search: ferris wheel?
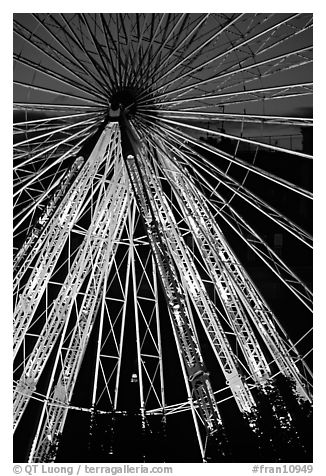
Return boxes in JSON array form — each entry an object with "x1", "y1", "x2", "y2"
[{"x1": 13, "y1": 13, "x2": 313, "y2": 463}]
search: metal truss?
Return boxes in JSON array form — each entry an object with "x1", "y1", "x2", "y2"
[
  {"x1": 14, "y1": 127, "x2": 129, "y2": 431},
  {"x1": 155, "y1": 148, "x2": 311, "y2": 401},
  {"x1": 122, "y1": 137, "x2": 224, "y2": 437}
]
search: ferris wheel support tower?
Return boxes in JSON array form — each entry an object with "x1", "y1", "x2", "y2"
[{"x1": 14, "y1": 110, "x2": 312, "y2": 462}]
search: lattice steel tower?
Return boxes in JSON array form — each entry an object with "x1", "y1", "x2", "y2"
[{"x1": 14, "y1": 13, "x2": 313, "y2": 463}]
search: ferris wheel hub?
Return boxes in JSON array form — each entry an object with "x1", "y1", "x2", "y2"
[{"x1": 110, "y1": 87, "x2": 139, "y2": 115}]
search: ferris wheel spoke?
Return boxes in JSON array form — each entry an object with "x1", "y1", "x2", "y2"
[
  {"x1": 123, "y1": 14, "x2": 151, "y2": 87},
  {"x1": 14, "y1": 116, "x2": 99, "y2": 149},
  {"x1": 13, "y1": 122, "x2": 97, "y2": 179},
  {"x1": 137, "y1": 13, "x2": 174, "y2": 89},
  {"x1": 42, "y1": 13, "x2": 109, "y2": 95},
  {"x1": 99, "y1": 13, "x2": 129, "y2": 89},
  {"x1": 251, "y1": 16, "x2": 312, "y2": 57},
  {"x1": 120, "y1": 16, "x2": 140, "y2": 87},
  {"x1": 14, "y1": 155, "x2": 82, "y2": 207},
  {"x1": 97, "y1": 15, "x2": 121, "y2": 90},
  {"x1": 128, "y1": 13, "x2": 167, "y2": 89},
  {"x1": 159, "y1": 142, "x2": 313, "y2": 312},
  {"x1": 207, "y1": 49, "x2": 312, "y2": 103},
  {"x1": 14, "y1": 172, "x2": 66, "y2": 233},
  {"x1": 154, "y1": 128, "x2": 312, "y2": 246},
  {"x1": 199, "y1": 91, "x2": 312, "y2": 110},
  {"x1": 80, "y1": 13, "x2": 118, "y2": 94},
  {"x1": 143, "y1": 141, "x2": 253, "y2": 336},
  {"x1": 118, "y1": 14, "x2": 137, "y2": 87},
  {"x1": 136, "y1": 14, "x2": 207, "y2": 92},
  {"x1": 150, "y1": 14, "x2": 302, "y2": 97},
  {"x1": 14, "y1": 139, "x2": 56, "y2": 163},
  {"x1": 120, "y1": 13, "x2": 141, "y2": 87},
  {"x1": 221, "y1": 14, "x2": 308, "y2": 68},
  {"x1": 143, "y1": 14, "x2": 242, "y2": 97},
  {"x1": 130, "y1": 14, "x2": 170, "y2": 92},
  {"x1": 149, "y1": 332, "x2": 313, "y2": 414},
  {"x1": 138, "y1": 45, "x2": 312, "y2": 106},
  {"x1": 140, "y1": 82, "x2": 313, "y2": 109},
  {"x1": 153, "y1": 14, "x2": 210, "y2": 85},
  {"x1": 150, "y1": 114, "x2": 313, "y2": 161},
  {"x1": 14, "y1": 149, "x2": 118, "y2": 294},
  {"x1": 32, "y1": 14, "x2": 111, "y2": 96},
  {"x1": 147, "y1": 143, "x2": 310, "y2": 400},
  {"x1": 142, "y1": 68, "x2": 313, "y2": 113},
  {"x1": 137, "y1": 13, "x2": 173, "y2": 84},
  {"x1": 14, "y1": 80, "x2": 107, "y2": 107},
  {"x1": 137, "y1": 14, "x2": 244, "y2": 104},
  {"x1": 135, "y1": 132, "x2": 248, "y2": 335},
  {"x1": 14, "y1": 154, "x2": 69, "y2": 200},
  {"x1": 13, "y1": 170, "x2": 52, "y2": 205},
  {"x1": 141, "y1": 163, "x2": 266, "y2": 405},
  {"x1": 148, "y1": 14, "x2": 190, "y2": 81},
  {"x1": 14, "y1": 111, "x2": 102, "y2": 132},
  {"x1": 148, "y1": 119, "x2": 311, "y2": 206},
  {"x1": 253, "y1": 22, "x2": 313, "y2": 57},
  {"x1": 115, "y1": 15, "x2": 125, "y2": 88},
  {"x1": 14, "y1": 103, "x2": 104, "y2": 114},
  {"x1": 14, "y1": 19, "x2": 109, "y2": 100},
  {"x1": 144, "y1": 14, "x2": 209, "y2": 88},
  {"x1": 12, "y1": 139, "x2": 94, "y2": 221},
  {"x1": 14, "y1": 53, "x2": 108, "y2": 103},
  {"x1": 59, "y1": 13, "x2": 110, "y2": 85},
  {"x1": 221, "y1": 13, "x2": 273, "y2": 42},
  {"x1": 142, "y1": 122, "x2": 312, "y2": 249},
  {"x1": 188, "y1": 155, "x2": 312, "y2": 248},
  {"x1": 58, "y1": 14, "x2": 113, "y2": 95},
  {"x1": 210, "y1": 198, "x2": 313, "y2": 311},
  {"x1": 14, "y1": 142, "x2": 75, "y2": 174},
  {"x1": 142, "y1": 109, "x2": 312, "y2": 127},
  {"x1": 140, "y1": 117, "x2": 312, "y2": 200},
  {"x1": 130, "y1": 13, "x2": 171, "y2": 90}
]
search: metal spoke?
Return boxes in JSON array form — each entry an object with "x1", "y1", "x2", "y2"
[
  {"x1": 138, "y1": 82, "x2": 312, "y2": 109},
  {"x1": 138, "y1": 46, "x2": 312, "y2": 106},
  {"x1": 146, "y1": 113, "x2": 313, "y2": 161},
  {"x1": 138, "y1": 121, "x2": 312, "y2": 249},
  {"x1": 139, "y1": 116, "x2": 312, "y2": 198}
]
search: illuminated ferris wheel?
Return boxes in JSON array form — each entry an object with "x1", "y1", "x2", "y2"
[{"x1": 13, "y1": 13, "x2": 313, "y2": 463}]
